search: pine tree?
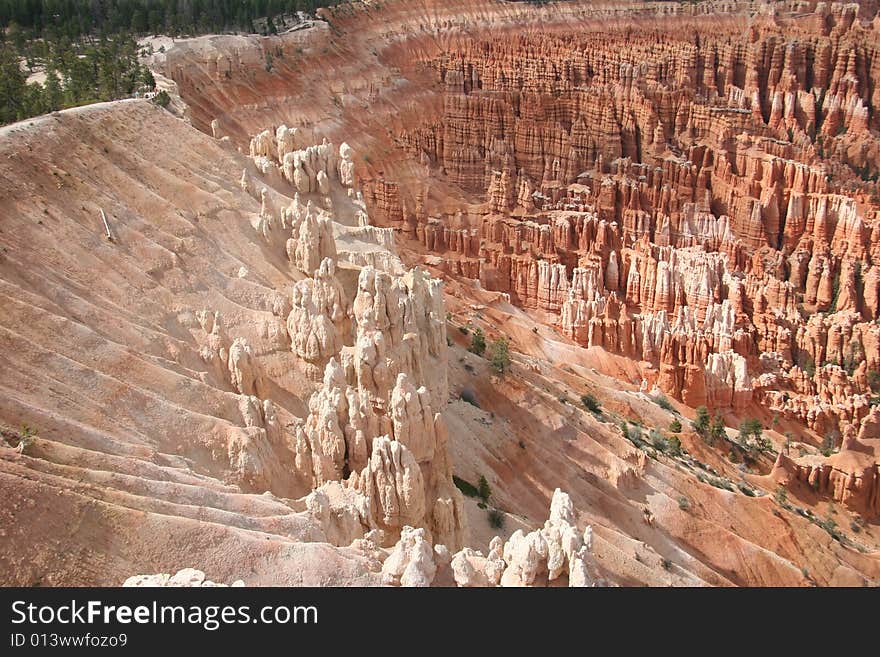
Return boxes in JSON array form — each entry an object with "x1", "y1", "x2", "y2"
[
  {"x1": 0, "y1": 43, "x2": 28, "y2": 123},
  {"x1": 43, "y1": 68, "x2": 63, "y2": 111},
  {"x1": 490, "y1": 337, "x2": 511, "y2": 375},
  {"x1": 692, "y1": 406, "x2": 710, "y2": 436}
]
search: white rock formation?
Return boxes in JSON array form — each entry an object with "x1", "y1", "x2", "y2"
[
  {"x1": 281, "y1": 140, "x2": 336, "y2": 194},
  {"x1": 285, "y1": 196, "x2": 337, "y2": 275},
  {"x1": 276, "y1": 124, "x2": 302, "y2": 161},
  {"x1": 124, "y1": 568, "x2": 245, "y2": 587},
  {"x1": 448, "y1": 489, "x2": 598, "y2": 588},
  {"x1": 287, "y1": 258, "x2": 350, "y2": 377},
  {"x1": 338, "y1": 142, "x2": 356, "y2": 188},
  {"x1": 236, "y1": 129, "x2": 464, "y2": 550},
  {"x1": 228, "y1": 336, "x2": 260, "y2": 396},
  {"x1": 249, "y1": 129, "x2": 274, "y2": 159},
  {"x1": 381, "y1": 526, "x2": 437, "y2": 587}
]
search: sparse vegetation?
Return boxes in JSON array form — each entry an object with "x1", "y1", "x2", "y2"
[
  {"x1": 842, "y1": 340, "x2": 864, "y2": 377},
  {"x1": 677, "y1": 495, "x2": 690, "y2": 511},
  {"x1": 868, "y1": 369, "x2": 880, "y2": 393},
  {"x1": 669, "y1": 418, "x2": 682, "y2": 433},
  {"x1": 708, "y1": 413, "x2": 726, "y2": 445},
  {"x1": 621, "y1": 422, "x2": 643, "y2": 448},
  {"x1": 828, "y1": 270, "x2": 841, "y2": 313},
  {"x1": 820, "y1": 432, "x2": 836, "y2": 457},
  {"x1": 817, "y1": 514, "x2": 841, "y2": 541},
  {"x1": 738, "y1": 418, "x2": 763, "y2": 441},
  {"x1": 650, "y1": 429, "x2": 667, "y2": 452},
  {"x1": 802, "y1": 355, "x2": 817, "y2": 377},
  {"x1": 774, "y1": 485, "x2": 788, "y2": 506},
  {"x1": 9, "y1": 424, "x2": 37, "y2": 454},
  {"x1": 468, "y1": 327, "x2": 486, "y2": 356},
  {"x1": 701, "y1": 473, "x2": 736, "y2": 492}
]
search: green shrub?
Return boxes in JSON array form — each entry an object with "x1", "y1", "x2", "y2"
[
  {"x1": 677, "y1": 496, "x2": 690, "y2": 511},
  {"x1": 669, "y1": 418, "x2": 682, "y2": 433},
  {"x1": 622, "y1": 421, "x2": 644, "y2": 448},
  {"x1": 650, "y1": 430, "x2": 667, "y2": 452},
  {"x1": 829, "y1": 270, "x2": 841, "y2": 313},
  {"x1": 459, "y1": 387, "x2": 479, "y2": 408},
  {"x1": 580, "y1": 394, "x2": 601, "y2": 414},
  {"x1": 654, "y1": 395, "x2": 673, "y2": 411},
  {"x1": 152, "y1": 89, "x2": 170, "y2": 108},
  {"x1": 629, "y1": 425, "x2": 643, "y2": 446},
  {"x1": 488, "y1": 508, "x2": 505, "y2": 529}
]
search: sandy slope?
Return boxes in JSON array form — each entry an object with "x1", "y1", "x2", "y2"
[{"x1": 0, "y1": 101, "x2": 379, "y2": 585}]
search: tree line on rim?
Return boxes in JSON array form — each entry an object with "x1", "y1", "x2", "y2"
[{"x1": 0, "y1": 0, "x2": 344, "y2": 125}]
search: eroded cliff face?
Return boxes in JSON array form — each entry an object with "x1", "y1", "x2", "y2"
[
  {"x1": 158, "y1": 1, "x2": 880, "y2": 436},
  {"x1": 374, "y1": 3, "x2": 880, "y2": 441}
]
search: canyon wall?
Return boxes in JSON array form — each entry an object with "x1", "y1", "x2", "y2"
[{"x1": 358, "y1": 1, "x2": 880, "y2": 445}]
